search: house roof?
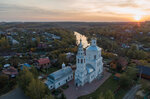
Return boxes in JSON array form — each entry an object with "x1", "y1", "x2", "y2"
[
  {"x1": 114, "y1": 73, "x2": 121, "y2": 78},
  {"x1": 37, "y1": 58, "x2": 50, "y2": 65},
  {"x1": 137, "y1": 66, "x2": 150, "y2": 76},
  {"x1": 20, "y1": 63, "x2": 31, "y2": 70},
  {"x1": 4, "y1": 64, "x2": 10, "y2": 68},
  {"x1": 48, "y1": 67, "x2": 72, "y2": 81},
  {"x1": 24, "y1": 63, "x2": 31, "y2": 67},
  {"x1": 2, "y1": 67, "x2": 18, "y2": 75}
]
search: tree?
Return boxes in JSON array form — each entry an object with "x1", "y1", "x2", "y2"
[
  {"x1": 17, "y1": 67, "x2": 34, "y2": 91},
  {"x1": 98, "y1": 93, "x2": 105, "y2": 99},
  {"x1": 57, "y1": 54, "x2": 68, "y2": 66},
  {"x1": 30, "y1": 67, "x2": 38, "y2": 78},
  {"x1": 26, "y1": 78, "x2": 47, "y2": 99},
  {"x1": 126, "y1": 64, "x2": 137, "y2": 80},
  {"x1": 44, "y1": 94, "x2": 54, "y2": 99},
  {"x1": 98, "y1": 90, "x2": 114, "y2": 99},
  {"x1": 104, "y1": 90, "x2": 115, "y2": 99},
  {"x1": 0, "y1": 75, "x2": 9, "y2": 89},
  {"x1": 119, "y1": 64, "x2": 137, "y2": 88},
  {"x1": 120, "y1": 74, "x2": 132, "y2": 88},
  {"x1": 0, "y1": 37, "x2": 10, "y2": 50},
  {"x1": 140, "y1": 80, "x2": 150, "y2": 93}
]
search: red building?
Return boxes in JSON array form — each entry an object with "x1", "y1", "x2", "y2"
[{"x1": 36, "y1": 57, "x2": 50, "y2": 69}]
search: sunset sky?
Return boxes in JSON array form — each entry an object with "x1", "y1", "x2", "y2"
[{"x1": 0, "y1": 0, "x2": 150, "y2": 22}]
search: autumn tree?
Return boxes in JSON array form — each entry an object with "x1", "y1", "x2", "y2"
[
  {"x1": 26, "y1": 79, "x2": 48, "y2": 99},
  {"x1": 17, "y1": 67, "x2": 34, "y2": 91}
]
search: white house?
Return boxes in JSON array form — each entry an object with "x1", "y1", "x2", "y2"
[
  {"x1": 75, "y1": 38, "x2": 103, "y2": 87},
  {"x1": 45, "y1": 63, "x2": 73, "y2": 90},
  {"x1": 4, "y1": 64, "x2": 10, "y2": 68}
]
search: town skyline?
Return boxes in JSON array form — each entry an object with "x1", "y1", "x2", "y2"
[{"x1": 0, "y1": 0, "x2": 150, "y2": 22}]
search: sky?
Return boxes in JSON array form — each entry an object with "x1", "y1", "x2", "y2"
[{"x1": 0, "y1": 0, "x2": 150, "y2": 22}]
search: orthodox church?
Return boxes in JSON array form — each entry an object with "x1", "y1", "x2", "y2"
[{"x1": 75, "y1": 38, "x2": 103, "y2": 86}]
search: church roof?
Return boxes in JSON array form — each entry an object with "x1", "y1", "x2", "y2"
[
  {"x1": 86, "y1": 64, "x2": 95, "y2": 74},
  {"x1": 48, "y1": 67, "x2": 72, "y2": 81},
  {"x1": 86, "y1": 45, "x2": 101, "y2": 51}
]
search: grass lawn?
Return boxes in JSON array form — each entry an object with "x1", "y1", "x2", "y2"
[
  {"x1": 78, "y1": 75, "x2": 128, "y2": 99},
  {"x1": 40, "y1": 67, "x2": 59, "y2": 75},
  {"x1": 47, "y1": 67, "x2": 59, "y2": 74}
]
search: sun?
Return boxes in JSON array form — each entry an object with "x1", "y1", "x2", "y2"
[{"x1": 134, "y1": 15, "x2": 142, "y2": 21}]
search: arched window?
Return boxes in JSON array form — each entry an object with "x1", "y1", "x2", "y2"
[
  {"x1": 94, "y1": 55, "x2": 96, "y2": 59},
  {"x1": 81, "y1": 59, "x2": 83, "y2": 63},
  {"x1": 78, "y1": 59, "x2": 79, "y2": 63}
]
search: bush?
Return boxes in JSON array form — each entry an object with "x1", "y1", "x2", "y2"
[
  {"x1": 61, "y1": 84, "x2": 69, "y2": 90},
  {"x1": 52, "y1": 89, "x2": 62, "y2": 96}
]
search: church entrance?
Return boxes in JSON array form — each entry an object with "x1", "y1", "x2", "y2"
[{"x1": 76, "y1": 83, "x2": 78, "y2": 86}]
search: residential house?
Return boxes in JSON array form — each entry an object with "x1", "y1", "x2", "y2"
[
  {"x1": 137, "y1": 66, "x2": 150, "y2": 79},
  {"x1": 38, "y1": 42, "x2": 47, "y2": 49},
  {"x1": 110, "y1": 57, "x2": 128, "y2": 71},
  {"x1": 4, "y1": 64, "x2": 10, "y2": 68},
  {"x1": 2, "y1": 67, "x2": 18, "y2": 77},
  {"x1": 36, "y1": 57, "x2": 50, "y2": 69}
]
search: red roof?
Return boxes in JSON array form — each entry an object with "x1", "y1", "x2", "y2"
[
  {"x1": 37, "y1": 58, "x2": 50, "y2": 65},
  {"x1": 2, "y1": 67, "x2": 18, "y2": 75}
]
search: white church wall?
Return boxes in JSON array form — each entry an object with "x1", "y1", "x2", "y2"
[{"x1": 54, "y1": 73, "x2": 73, "y2": 89}]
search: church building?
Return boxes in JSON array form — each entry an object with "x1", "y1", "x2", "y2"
[
  {"x1": 75, "y1": 38, "x2": 103, "y2": 86},
  {"x1": 46, "y1": 63, "x2": 73, "y2": 89}
]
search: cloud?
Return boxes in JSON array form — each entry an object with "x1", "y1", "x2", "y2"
[{"x1": 0, "y1": 0, "x2": 150, "y2": 21}]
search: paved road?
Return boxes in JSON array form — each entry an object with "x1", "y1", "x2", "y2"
[
  {"x1": 0, "y1": 87, "x2": 29, "y2": 99},
  {"x1": 123, "y1": 85, "x2": 141, "y2": 99}
]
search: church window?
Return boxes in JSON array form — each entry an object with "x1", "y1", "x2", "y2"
[
  {"x1": 84, "y1": 59, "x2": 85, "y2": 63},
  {"x1": 81, "y1": 59, "x2": 83, "y2": 63},
  {"x1": 78, "y1": 59, "x2": 79, "y2": 63},
  {"x1": 94, "y1": 55, "x2": 96, "y2": 59}
]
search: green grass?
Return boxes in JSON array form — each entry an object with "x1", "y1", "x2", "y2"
[
  {"x1": 40, "y1": 67, "x2": 59, "y2": 75},
  {"x1": 47, "y1": 67, "x2": 59, "y2": 74},
  {"x1": 78, "y1": 76, "x2": 128, "y2": 99}
]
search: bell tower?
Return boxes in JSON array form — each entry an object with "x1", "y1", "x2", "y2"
[
  {"x1": 91, "y1": 38, "x2": 97, "y2": 46},
  {"x1": 76, "y1": 39, "x2": 86, "y2": 71},
  {"x1": 75, "y1": 39, "x2": 87, "y2": 86}
]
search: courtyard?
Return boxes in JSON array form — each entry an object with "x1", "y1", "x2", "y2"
[{"x1": 63, "y1": 70, "x2": 111, "y2": 99}]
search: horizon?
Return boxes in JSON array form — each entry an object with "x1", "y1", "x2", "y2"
[{"x1": 0, "y1": 0, "x2": 150, "y2": 22}]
